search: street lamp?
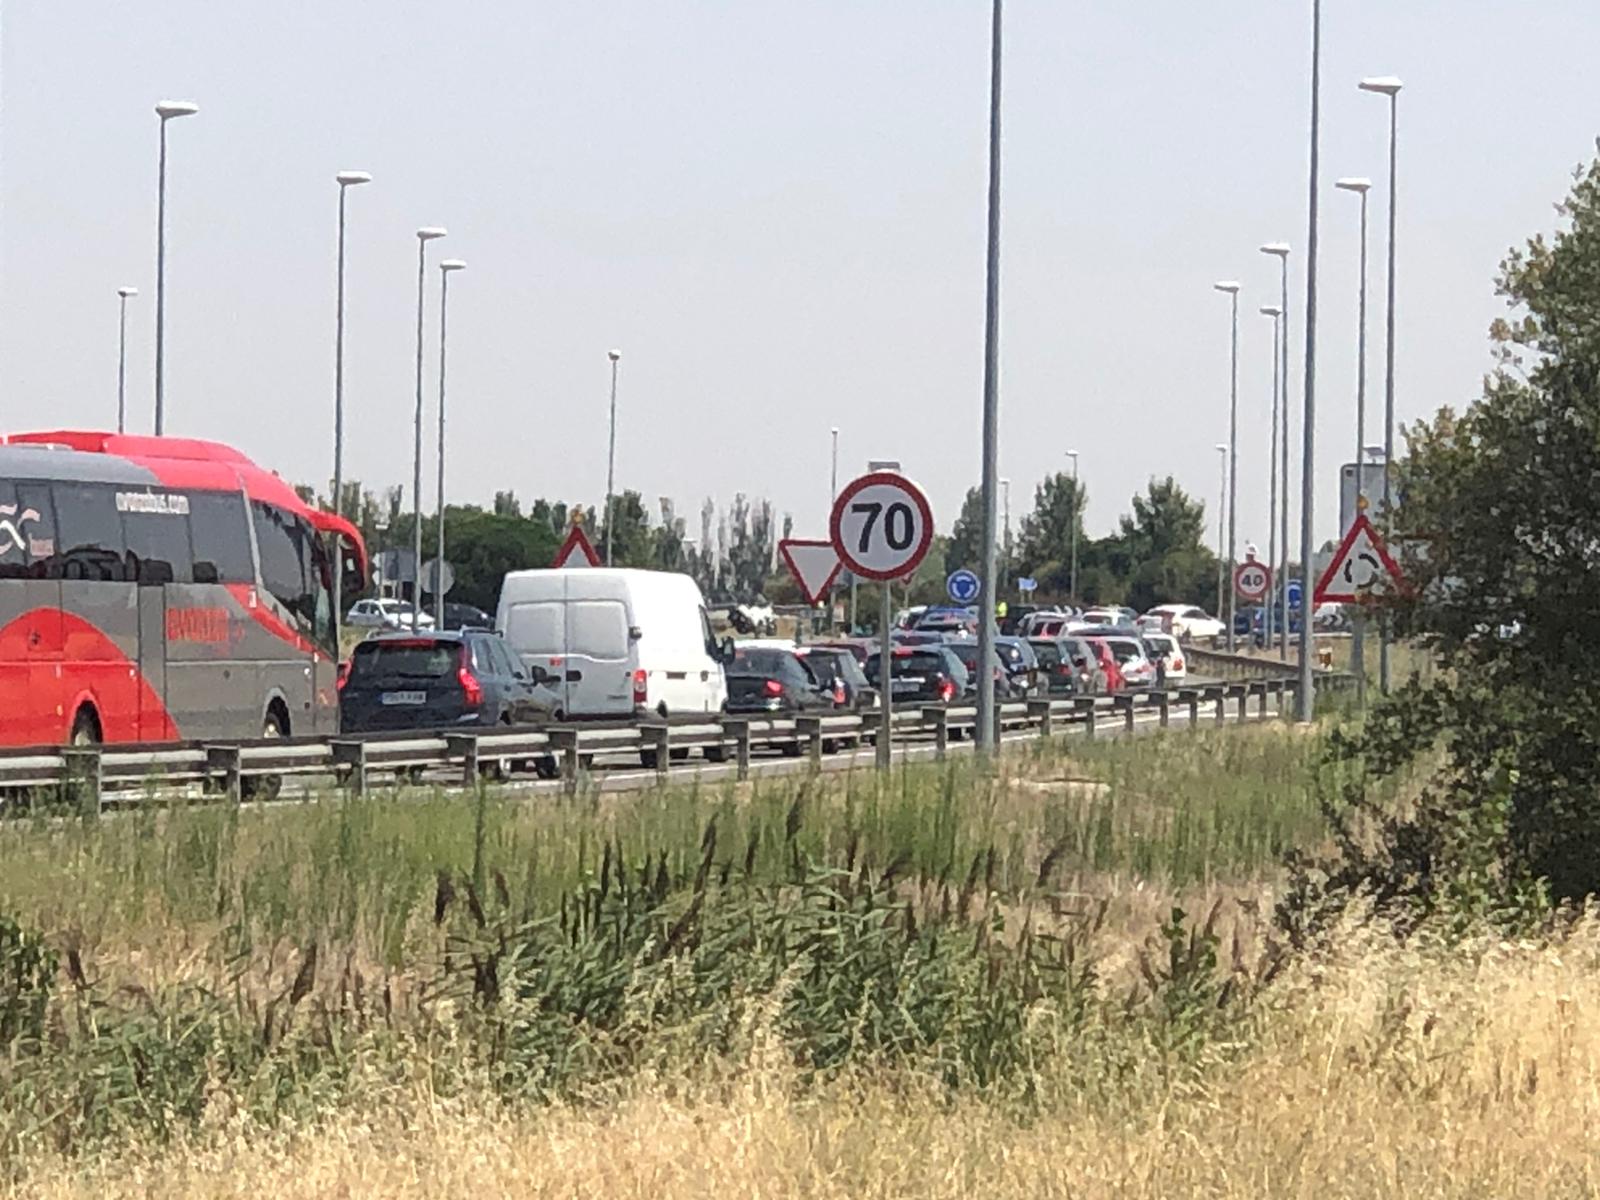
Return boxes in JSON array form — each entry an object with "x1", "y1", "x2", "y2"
[
  {"x1": 1214, "y1": 280, "x2": 1240, "y2": 651},
  {"x1": 115, "y1": 287, "x2": 138, "y2": 435},
  {"x1": 1336, "y1": 176, "x2": 1372, "y2": 698},
  {"x1": 331, "y1": 169, "x2": 372, "y2": 638},
  {"x1": 411, "y1": 226, "x2": 447, "y2": 629},
  {"x1": 433, "y1": 258, "x2": 466, "y2": 628},
  {"x1": 1360, "y1": 74, "x2": 1402, "y2": 693},
  {"x1": 153, "y1": 100, "x2": 198, "y2": 436},
  {"x1": 1214, "y1": 442, "x2": 1228, "y2": 621},
  {"x1": 1259, "y1": 242, "x2": 1291, "y2": 659},
  {"x1": 604, "y1": 350, "x2": 622, "y2": 565},
  {"x1": 1000, "y1": 477, "x2": 1011, "y2": 592},
  {"x1": 1065, "y1": 449, "x2": 1080, "y2": 607},
  {"x1": 1259, "y1": 302, "x2": 1283, "y2": 655}
]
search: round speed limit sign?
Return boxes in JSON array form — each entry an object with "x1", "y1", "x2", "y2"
[
  {"x1": 1234, "y1": 559, "x2": 1272, "y2": 602},
  {"x1": 830, "y1": 471, "x2": 934, "y2": 582}
]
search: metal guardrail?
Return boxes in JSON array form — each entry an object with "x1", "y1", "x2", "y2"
[{"x1": 9, "y1": 672, "x2": 1347, "y2": 814}]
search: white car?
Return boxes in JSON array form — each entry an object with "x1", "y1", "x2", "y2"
[
  {"x1": 1142, "y1": 603, "x2": 1226, "y2": 643},
  {"x1": 346, "y1": 597, "x2": 434, "y2": 630},
  {"x1": 1141, "y1": 631, "x2": 1188, "y2": 683}
]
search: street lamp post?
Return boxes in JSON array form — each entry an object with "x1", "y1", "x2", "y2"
[
  {"x1": 434, "y1": 259, "x2": 467, "y2": 629},
  {"x1": 1000, "y1": 477, "x2": 1011, "y2": 595},
  {"x1": 830, "y1": 427, "x2": 839, "y2": 502},
  {"x1": 332, "y1": 170, "x2": 372, "y2": 640},
  {"x1": 1360, "y1": 74, "x2": 1403, "y2": 693},
  {"x1": 604, "y1": 350, "x2": 622, "y2": 565},
  {"x1": 411, "y1": 227, "x2": 447, "y2": 630},
  {"x1": 1297, "y1": 0, "x2": 1325, "y2": 723},
  {"x1": 1259, "y1": 303, "x2": 1283, "y2": 655},
  {"x1": 1337, "y1": 176, "x2": 1372, "y2": 700},
  {"x1": 153, "y1": 100, "x2": 198, "y2": 436},
  {"x1": 1065, "y1": 450, "x2": 1080, "y2": 606},
  {"x1": 1260, "y1": 243, "x2": 1291, "y2": 659},
  {"x1": 974, "y1": 0, "x2": 1004, "y2": 756},
  {"x1": 115, "y1": 287, "x2": 138, "y2": 435},
  {"x1": 1214, "y1": 442, "x2": 1228, "y2": 621},
  {"x1": 1214, "y1": 281, "x2": 1240, "y2": 651}
]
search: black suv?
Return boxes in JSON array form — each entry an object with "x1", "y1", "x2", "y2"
[{"x1": 340, "y1": 630, "x2": 554, "y2": 733}]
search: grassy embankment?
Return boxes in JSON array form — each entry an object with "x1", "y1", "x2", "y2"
[{"x1": 3, "y1": 722, "x2": 1594, "y2": 1197}]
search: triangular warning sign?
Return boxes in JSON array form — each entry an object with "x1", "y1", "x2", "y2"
[
  {"x1": 1314, "y1": 514, "x2": 1404, "y2": 604},
  {"x1": 553, "y1": 524, "x2": 601, "y2": 569},
  {"x1": 778, "y1": 539, "x2": 842, "y2": 605}
]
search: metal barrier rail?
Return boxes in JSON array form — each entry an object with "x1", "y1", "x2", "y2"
[{"x1": 9, "y1": 673, "x2": 1346, "y2": 813}]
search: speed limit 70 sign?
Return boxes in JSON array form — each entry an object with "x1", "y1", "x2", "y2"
[
  {"x1": 830, "y1": 471, "x2": 934, "y2": 582},
  {"x1": 1234, "y1": 559, "x2": 1272, "y2": 602}
]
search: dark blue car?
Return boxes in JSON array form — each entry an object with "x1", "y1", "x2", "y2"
[{"x1": 339, "y1": 630, "x2": 555, "y2": 733}]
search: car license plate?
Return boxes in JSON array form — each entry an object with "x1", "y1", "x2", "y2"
[{"x1": 381, "y1": 691, "x2": 427, "y2": 706}]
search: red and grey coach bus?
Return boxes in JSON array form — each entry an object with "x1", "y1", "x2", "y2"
[{"x1": 0, "y1": 431, "x2": 366, "y2": 748}]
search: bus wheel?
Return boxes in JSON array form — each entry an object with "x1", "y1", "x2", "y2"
[
  {"x1": 70, "y1": 707, "x2": 102, "y2": 747},
  {"x1": 242, "y1": 706, "x2": 287, "y2": 803}
]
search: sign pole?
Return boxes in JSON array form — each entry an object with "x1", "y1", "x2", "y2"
[{"x1": 878, "y1": 581, "x2": 893, "y2": 771}]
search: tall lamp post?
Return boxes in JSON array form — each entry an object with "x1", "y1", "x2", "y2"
[
  {"x1": 411, "y1": 226, "x2": 447, "y2": 629},
  {"x1": 1065, "y1": 449, "x2": 1080, "y2": 607},
  {"x1": 974, "y1": 0, "x2": 1004, "y2": 756},
  {"x1": 1260, "y1": 302, "x2": 1283, "y2": 654},
  {"x1": 1214, "y1": 281, "x2": 1240, "y2": 650},
  {"x1": 1360, "y1": 74, "x2": 1402, "y2": 693},
  {"x1": 1296, "y1": 0, "x2": 1325, "y2": 723},
  {"x1": 331, "y1": 169, "x2": 372, "y2": 639},
  {"x1": 434, "y1": 258, "x2": 467, "y2": 628},
  {"x1": 1259, "y1": 243, "x2": 1291, "y2": 659},
  {"x1": 1000, "y1": 477, "x2": 1011, "y2": 595},
  {"x1": 1336, "y1": 175, "x2": 1372, "y2": 699},
  {"x1": 115, "y1": 287, "x2": 138, "y2": 434},
  {"x1": 604, "y1": 349, "x2": 622, "y2": 565},
  {"x1": 153, "y1": 100, "x2": 198, "y2": 436},
  {"x1": 1214, "y1": 442, "x2": 1228, "y2": 621}
]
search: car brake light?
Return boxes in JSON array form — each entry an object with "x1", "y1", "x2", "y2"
[
  {"x1": 763, "y1": 678, "x2": 785, "y2": 698},
  {"x1": 1173, "y1": 658, "x2": 1184, "y2": 671},
  {"x1": 938, "y1": 677, "x2": 956, "y2": 702},
  {"x1": 336, "y1": 660, "x2": 351, "y2": 692},
  {"x1": 458, "y1": 648, "x2": 484, "y2": 709},
  {"x1": 633, "y1": 668, "x2": 648, "y2": 705},
  {"x1": 833, "y1": 679, "x2": 847, "y2": 706}
]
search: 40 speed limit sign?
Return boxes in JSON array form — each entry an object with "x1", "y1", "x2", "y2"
[
  {"x1": 1234, "y1": 559, "x2": 1272, "y2": 602},
  {"x1": 830, "y1": 471, "x2": 934, "y2": 582}
]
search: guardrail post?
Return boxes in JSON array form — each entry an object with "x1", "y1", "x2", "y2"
[
  {"x1": 1213, "y1": 687, "x2": 1227, "y2": 725},
  {"x1": 1273, "y1": 679, "x2": 1286, "y2": 717},
  {"x1": 734, "y1": 719, "x2": 753, "y2": 781},
  {"x1": 642, "y1": 722, "x2": 671, "y2": 781},
  {"x1": 1117, "y1": 694, "x2": 1136, "y2": 733},
  {"x1": 796, "y1": 715, "x2": 824, "y2": 768},
  {"x1": 328, "y1": 740, "x2": 366, "y2": 796},
  {"x1": 1257, "y1": 682, "x2": 1270, "y2": 719},
  {"x1": 992, "y1": 702, "x2": 1004, "y2": 747},
  {"x1": 1236, "y1": 685, "x2": 1249, "y2": 721},
  {"x1": 206, "y1": 744, "x2": 245, "y2": 803},
  {"x1": 1076, "y1": 697, "x2": 1097, "y2": 739},
  {"x1": 548, "y1": 728, "x2": 581, "y2": 794},
  {"x1": 446, "y1": 734, "x2": 479, "y2": 786},
  {"x1": 1157, "y1": 691, "x2": 1170, "y2": 728},
  {"x1": 61, "y1": 747, "x2": 101, "y2": 820},
  {"x1": 1028, "y1": 698, "x2": 1053, "y2": 737},
  {"x1": 921, "y1": 706, "x2": 949, "y2": 760}
]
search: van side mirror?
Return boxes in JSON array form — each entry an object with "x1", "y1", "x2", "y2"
[
  {"x1": 629, "y1": 625, "x2": 643, "y2": 640},
  {"x1": 719, "y1": 637, "x2": 736, "y2": 665}
]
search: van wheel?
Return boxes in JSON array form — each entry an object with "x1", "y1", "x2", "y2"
[
  {"x1": 533, "y1": 756, "x2": 560, "y2": 780},
  {"x1": 669, "y1": 747, "x2": 690, "y2": 762},
  {"x1": 779, "y1": 741, "x2": 802, "y2": 758},
  {"x1": 639, "y1": 748, "x2": 661, "y2": 770},
  {"x1": 69, "y1": 707, "x2": 102, "y2": 747},
  {"x1": 704, "y1": 746, "x2": 728, "y2": 763}
]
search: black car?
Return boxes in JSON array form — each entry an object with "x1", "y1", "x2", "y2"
[
  {"x1": 725, "y1": 647, "x2": 836, "y2": 715},
  {"x1": 865, "y1": 645, "x2": 967, "y2": 704},
  {"x1": 943, "y1": 638, "x2": 1031, "y2": 699},
  {"x1": 441, "y1": 602, "x2": 495, "y2": 631},
  {"x1": 1029, "y1": 635, "x2": 1099, "y2": 697},
  {"x1": 795, "y1": 645, "x2": 878, "y2": 710},
  {"x1": 339, "y1": 630, "x2": 553, "y2": 733}
]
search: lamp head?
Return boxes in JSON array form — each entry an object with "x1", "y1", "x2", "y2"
[
  {"x1": 1260, "y1": 304, "x2": 1283, "y2": 318},
  {"x1": 336, "y1": 170, "x2": 373, "y2": 187},
  {"x1": 1066, "y1": 448, "x2": 1079, "y2": 459},
  {"x1": 1359, "y1": 76, "x2": 1403, "y2": 96},
  {"x1": 1213, "y1": 280, "x2": 1240, "y2": 294},
  {"x1": 1335, "y1": 176, "x2": 1372, "y2": 194},
  {"x1": 416, "y1": 226, "x2": 447, "y2": 241},
  {"x1": 1259, "y1": 243, "x2": 1291, "y2": 259},
  {"x1": 1364, "y1": 444, "x2": 1386, "y2": 459},
  {"x1": 440, "y1": 259, "x2": 467, "y2": 272},
  {"x1": 117, "y1": 286, "x2": 138, "y2": 299},
  {"x1": 608, "y1": 349, "x2": 621, "y2": 362},
  {"x1": 155, "y1": 100, "x2": 199, "y2": 120}
]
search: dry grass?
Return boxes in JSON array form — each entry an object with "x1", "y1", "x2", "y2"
[{"x1": 10, "y1": 915, "x2": 1600, "y2": 1200}]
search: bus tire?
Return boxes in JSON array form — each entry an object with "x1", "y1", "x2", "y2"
[{"x1": 242, "y1": 704, "x2": 288, "y2": 803}]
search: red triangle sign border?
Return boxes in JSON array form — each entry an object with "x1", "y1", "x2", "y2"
[
  {"x1": 553, "y1": 524, "x2": 601, "y2": 569},
  {"x1": 778, "y1": 538, "x2": 843, "y2": 606},
  {"x1": 1313, "y1": 513, "x2": 1405, "y2": 604}
]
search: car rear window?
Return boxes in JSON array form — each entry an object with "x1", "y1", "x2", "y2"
[
  {"x1": 350, "y1": 640, "x2": 458, "y2": 681},
  {"x1": 1030, "y1": 641, "x2": 1062, "y2": 667},
  {"x1": 1101, "y1": 638, "x2": 1144, "y2": 663},
  {"x1": 732, "y1": 648, "x2": 794, "y2": 674}
]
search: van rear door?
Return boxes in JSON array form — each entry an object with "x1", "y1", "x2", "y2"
[{"x1": 565, "y1": 595, "x2": 632, "y2": 715}]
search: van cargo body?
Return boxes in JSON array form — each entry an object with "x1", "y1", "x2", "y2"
[{"x1": 496, "y1": 568, "x2": 727, "y2": 719}]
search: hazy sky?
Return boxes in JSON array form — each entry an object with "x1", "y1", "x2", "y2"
[{"x1": 3, "y1": 2, "x2": 1596, "y2": 555}]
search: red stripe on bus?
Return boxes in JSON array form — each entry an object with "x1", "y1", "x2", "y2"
[{"x1": 224, "y1": 584, "x2": 324, "y2": 660}]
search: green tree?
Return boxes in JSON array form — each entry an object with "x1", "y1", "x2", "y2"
[
  {"x1": 1015, "y1": 472, "x2": 1086, "y2": 598},
  {"x1": 944, "y1": 487, "x2": 985, "y2": 576},
  {"x1": 1109, "y1": 477, "x2": 1217, "y2": 611},
  {"x1": 1282, "y1": 152, "x2": 1600, "y2": 934},
  {"x1": 597, "y1": 490, "x2": 653, "y2": 567}
]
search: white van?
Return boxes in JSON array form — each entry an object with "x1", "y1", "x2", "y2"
[{"x1": 496, "y1": 568, "x2": 729, "y2": 722}]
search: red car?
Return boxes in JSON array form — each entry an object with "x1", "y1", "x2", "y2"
[{"x1": 1084, "y1": 638, "x2": 1126, "y2": 692}]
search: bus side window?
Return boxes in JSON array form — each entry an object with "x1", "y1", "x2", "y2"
[
  {"x1": 52, "y1": 483, "x2": 127, "y2": 582},
  {"x1": 188, "y1": 492, "x2": 254, "y2": 585},
  {"x1": 251, "y1": 501, "x2": 311, "y2": 634},
  {"x1": 122, "y1": 506, "x2": 193, "y2": 586}
]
